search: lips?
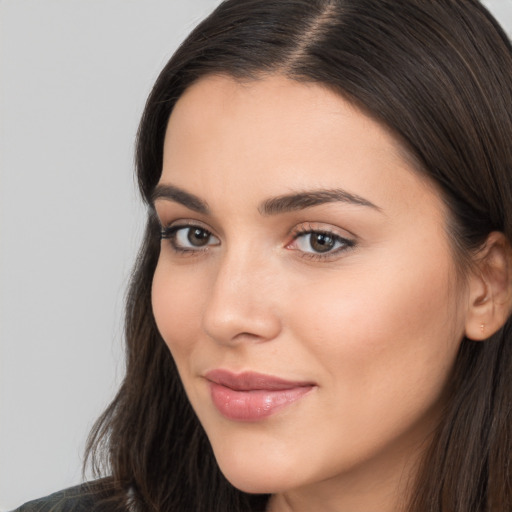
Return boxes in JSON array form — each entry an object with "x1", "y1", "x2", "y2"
[{"x1": 204, "y1": 369, "x2": 315, "y2": 421}]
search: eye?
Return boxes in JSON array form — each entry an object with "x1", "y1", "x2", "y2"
[
  {"x1": 289, "y1": 229, "x2": 355, "y2": 257},
  {"x1": 161, "y1": 225, "x2": 220, "y2": 252}
]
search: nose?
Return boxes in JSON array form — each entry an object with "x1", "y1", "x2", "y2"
[{"x1": 201, "y1": 248, "x2": 282, "y2": 346}]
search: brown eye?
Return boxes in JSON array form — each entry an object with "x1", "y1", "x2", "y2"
[
  {"x1": 187, "y1": 227, "x2": 211, "y2": 246},
  {"x1": 291, "y1": 230, "x2": 354, "y2": 257},
  {"x1": 161, "y1": 225, "x2": 220, "y2": 251},
  {"x1": 309, "y1": 233, "x2": 335, "y2": 253}
]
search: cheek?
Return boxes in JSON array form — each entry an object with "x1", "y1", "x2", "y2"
[
  {"x1": 151, "y1": 259, "x2": 205, "y2": 359},
  {"x1": 274, "y1": 255, "x2": 465, "y2": 472},
  {"x1": 289, "y1": 246, "x2": 465, "y2": 411}
]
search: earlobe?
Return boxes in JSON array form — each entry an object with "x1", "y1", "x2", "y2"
[{"x1": 464, "y1": 232, "x2": 512, "y2": 341}]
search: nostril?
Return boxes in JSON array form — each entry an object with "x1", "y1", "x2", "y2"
[
  {"x1": 199, "y1": 250, "x2": 283, "y2": 345},
  {"x1": 201, "y1": 299, "x2": 282, "y2": 347}
]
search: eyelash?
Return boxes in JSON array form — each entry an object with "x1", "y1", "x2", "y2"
[{"x1": 159, "y1": 223, "x2": 356, "y2": 260}]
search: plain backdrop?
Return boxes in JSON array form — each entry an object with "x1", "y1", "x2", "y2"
[{"x1": 1, "y1": 0, "x2": 511, "y2": 509}]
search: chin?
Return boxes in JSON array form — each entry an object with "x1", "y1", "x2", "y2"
[
  {"x1": 213, "y1": 447, "x2": 300, "y2": 495},
  {"x1": 221, "y1": 468, "x2": 290, "y2": 495}
]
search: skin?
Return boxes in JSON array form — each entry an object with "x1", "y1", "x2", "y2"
[{"x1": 151, "y1": 74, "x2": 476, "y2": 512}]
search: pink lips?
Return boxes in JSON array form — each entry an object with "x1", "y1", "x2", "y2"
[{"x1": 204, "y1": 369, "x2": 315, "y2": 422}]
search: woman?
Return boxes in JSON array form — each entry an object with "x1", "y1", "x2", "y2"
[{"x1": 16, "y1": 0, "x2": 512, "y2": 511}]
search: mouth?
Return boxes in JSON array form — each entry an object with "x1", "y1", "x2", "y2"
[{"x1": 204, "y1": 369, "x2": 316, "y2": 422}]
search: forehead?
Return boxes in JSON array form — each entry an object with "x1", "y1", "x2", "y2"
[
  {"x1": 165, "y1": 74, "x2": 398, "y2": 160},
  {"x1": 161, "y1": 74, "x2": 443, "y2": 222}
]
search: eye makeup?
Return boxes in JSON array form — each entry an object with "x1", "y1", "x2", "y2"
[{"x1": 159, "y1": 219, "x2": 356, "y2": 262}]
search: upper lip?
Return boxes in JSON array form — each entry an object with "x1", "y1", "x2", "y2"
[{"x1": 204, "y1": 369, "x2": 315, "y2": 391}]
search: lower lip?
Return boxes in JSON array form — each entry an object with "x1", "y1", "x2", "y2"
[{"x1": 209, "y1": 382, "x2": 313, "y2": 421}]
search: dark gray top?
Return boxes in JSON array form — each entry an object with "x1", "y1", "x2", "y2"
[{"x1": 11, "y1": 482, "x2": 115, "y2": 512}]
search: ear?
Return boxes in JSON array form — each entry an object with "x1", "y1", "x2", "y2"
[{"x1": 465, "y1": 232, "x2": 512, "y2": 341}]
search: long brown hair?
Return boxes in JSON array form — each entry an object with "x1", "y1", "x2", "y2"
[{"x1": 86, "y1": 1, "x2": 512, "y2": 510}]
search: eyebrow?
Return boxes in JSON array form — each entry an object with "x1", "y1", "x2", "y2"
[
  {"x1": 151, "y1": 184, "x2": 209, "y2": 214},
  {"x1": 260, "y1": 189, "x2": 381, "y2": 215},
  {"x1": 151, "y1": 183, "x2": 380, "y2": 216}
]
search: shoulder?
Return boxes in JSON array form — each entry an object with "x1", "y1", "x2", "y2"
[{"x1": 11, "y1": 481, "x2": 116, "y2": 512}]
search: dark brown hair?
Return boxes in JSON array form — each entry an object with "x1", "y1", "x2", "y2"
[{"x1": 86, "y1": 1, "x2": 512, "y2": 510}]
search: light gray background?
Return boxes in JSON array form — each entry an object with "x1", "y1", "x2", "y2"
[
  {"x1": 0, "y1": 1, "x2": 221, "y2": 509},
  {"x1": 1, "y1": 0, "x2": 511, "y2": 509}
]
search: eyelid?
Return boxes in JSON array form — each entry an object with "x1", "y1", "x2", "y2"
[{"x1": 158, "y1": 217, "x2": 214, "y2": 233}]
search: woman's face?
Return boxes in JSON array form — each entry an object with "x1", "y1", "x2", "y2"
[{"x1": 152, "y1": 75, "x2": 469, "y2": 505}]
